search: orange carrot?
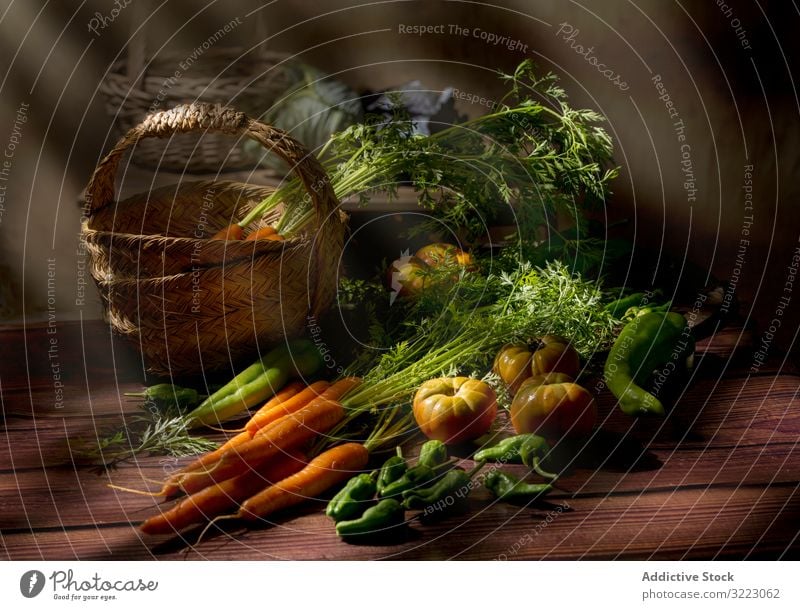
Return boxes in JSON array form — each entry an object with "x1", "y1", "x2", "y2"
[
  {"x1": 209, "y1": 224, "x2": 244, "y2": 240},
  {"x1": 244, "y1": 226, "x2": 278, "y2": 241},
  {"x1": 159, "y1": 381, "x2": 305, "y2": 498},
  {"x1": 249, "y1": 377, "x2": 360, "y2": 437},
  {"x1": 176, "y1": 399, "x2": 346, "y2": 496},
  {"x1": 237, "y1": 443, "x2": 369, "y2": 521},
  {"x1": 141, "y1": 449, "x2": 307, "y2": 535}
]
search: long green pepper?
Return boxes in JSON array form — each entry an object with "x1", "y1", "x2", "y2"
[
  {"x1": 185, "y1": 338, "x2": 323, "y2": 427},
  {"x1": 604, "y1": 311, "x2": 694, "y2": 416}
]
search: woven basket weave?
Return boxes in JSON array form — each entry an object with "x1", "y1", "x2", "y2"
[{"x1": 82, "y1": 103, "x2": 344, "y2": 377}]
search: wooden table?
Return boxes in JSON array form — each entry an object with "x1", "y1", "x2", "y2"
[{"x1": 2, "y1": 319, "x2": 799, "y2": 560}]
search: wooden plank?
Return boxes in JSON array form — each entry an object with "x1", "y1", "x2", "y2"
[
  {"x1": 2, "y1": 485, "x2": 797, "y2": 560},
  {"x1": 2, "y1": 437, "x2": 798, "y2": 532}
]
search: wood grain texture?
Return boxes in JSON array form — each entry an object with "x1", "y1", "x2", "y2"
[{"x1": 1, "y1": 320, "x2": 799, "y2": 560}]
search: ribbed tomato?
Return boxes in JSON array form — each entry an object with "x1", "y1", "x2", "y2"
[
  {"x1": 493, "y1": 343, "x2": 533, "y2": 394},
  {"x1": 413, "y1": 377, "x2": 498, "y2": 444},
  {"x1": 510, "y1": 373, "x2": 596, "y2": 440},
  {"x1": 531, "y1": 335, "x2": 581, "y2": 378}
]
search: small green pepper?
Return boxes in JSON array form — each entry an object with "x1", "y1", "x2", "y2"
[
  {"x1": 604, "y1": 311, "x2": 694, "y2": 416},
  {"x1": 378, "y1": 464, "x2": 434, "y2": 498},
  {"x1": 401, "y1": 468, "x2": 471, "y2": 509},
  {"x1": 325, "y1": 473, "x2": 377, "y2": 522},
  {"x1": 335, "y1": 498, "x2": 405, "y2": 538},
  {"x1": 125, "y1": 384, "x2": 200, "y2": 411},
  {"x1": 484, "y1": 470, "x2": 552, "y2": 503},
  {"x1": 474, "y1": 434, "x2": 557, "y2": 480},
  {"x1": 377, "y1": 447, "x2": 407, "y2": 495},
  {"x1": 417, "y1": 439, "x2": 448, "y2": 468}
]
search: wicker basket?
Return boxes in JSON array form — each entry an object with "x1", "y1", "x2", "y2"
[
  {"x1": 100, "y1": 40, "x2": 297, "y2": 172},
  {"x1": 82, "y1": 103, "x2": 345, "y2": 377}
]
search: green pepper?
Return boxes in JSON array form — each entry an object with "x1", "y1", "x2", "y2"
[
  {"x1": 325, "y1": 473, "x2": 377, "y2": 522},
  {"x1": 124, "y1": 384, "x2": 200, "y2": 411},
  {"x1": 604, "y1": 311, "x2": 694, "y2": 416},
  {"x1": 378, "y1": 464, "x2": 434, "y2": 498},
  {"x1": 377, "y1": 447, "x2": 407, "y2": 495},
  {"x1": 484, "y1": 470, "x2": 552, "y2": 503},
  {"x1": 185, "y1": 338, "x2": 323, "y2": 427},
  {"x1": 335, "y1": 498, "x2": 405, "y2": 538},
  {"x1": 417, "y1": 439, "x2": 448, "y2": 468},
  {"x1": 604, "y1": 292, "x2": 646, "y2": 318},
  {"x1": 401, "y1": 468, "x2": 471, "y2": 509}
]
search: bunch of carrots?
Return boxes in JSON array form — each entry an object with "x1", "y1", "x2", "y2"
[{"x1": 136, "y1": 376, "x2": 410, "y2": 536}]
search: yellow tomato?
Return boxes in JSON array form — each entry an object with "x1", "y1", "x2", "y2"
[
  {"x1": 531, "y1": 335, "x2": 581, "y2": 378},
  {"x1": 510, "y1": 373, "x2": 596, "y2": 440},
  {"x1": 413, "y1": 376, "x2": 498, "y2": 444},
  {"x1": 492, "y1": 343, "x2": 533, "y2": 394}
]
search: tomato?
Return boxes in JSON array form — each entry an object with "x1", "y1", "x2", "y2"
[
  {"x1": 531, "y1": 335, "x2": 581, "y2": 378},
  {"x1": 413, "y1": 377, "x2": 498, "y2": 444},
  {"x1": 493, "y1": 343, "x2": 533, "y2": 394},
  {"x1": 510, "y1": 373, "x2": 596, "y2": 440},
  {"x1": 385, "y1": 255, "x2": 429, "y2": 299},
  {"x1": 415, "y1": 243, "x2": 474, "y2": 269}
]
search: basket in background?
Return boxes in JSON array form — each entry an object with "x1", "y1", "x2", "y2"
[{"x1": 82, "y1": 103, "x2": 345, "y2": 377}]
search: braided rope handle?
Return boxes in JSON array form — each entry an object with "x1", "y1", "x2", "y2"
[{"x1": 85, "y1": 102, "x2": 338, "y2": 227}]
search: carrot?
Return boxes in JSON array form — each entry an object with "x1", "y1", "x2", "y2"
[
  {"x1": 141, "y1": 449, "x2": 307, "y2": 535},
  {"x1": 245, "y1": 378, "x2": 360, "y2": 436},
  {"x1": 159, "y1": 381, "x2": 306, "y2": 497},
  {"x1": 244, "y1": 226, "x2": 278, "y2": 241},
  {"x1": 209, "y1": 223, "x2": 244, "y2": 240},
  {"x1": 176, "y1": 398, "x2": 346, "y2": 496},
  {"x1": 237, "y1": 443, "x2": 369, "y2": 521}
]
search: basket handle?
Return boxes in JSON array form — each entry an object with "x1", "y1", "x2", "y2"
[{"x1": 85, "y1": 102, "x2": 339, "y2": 226}]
